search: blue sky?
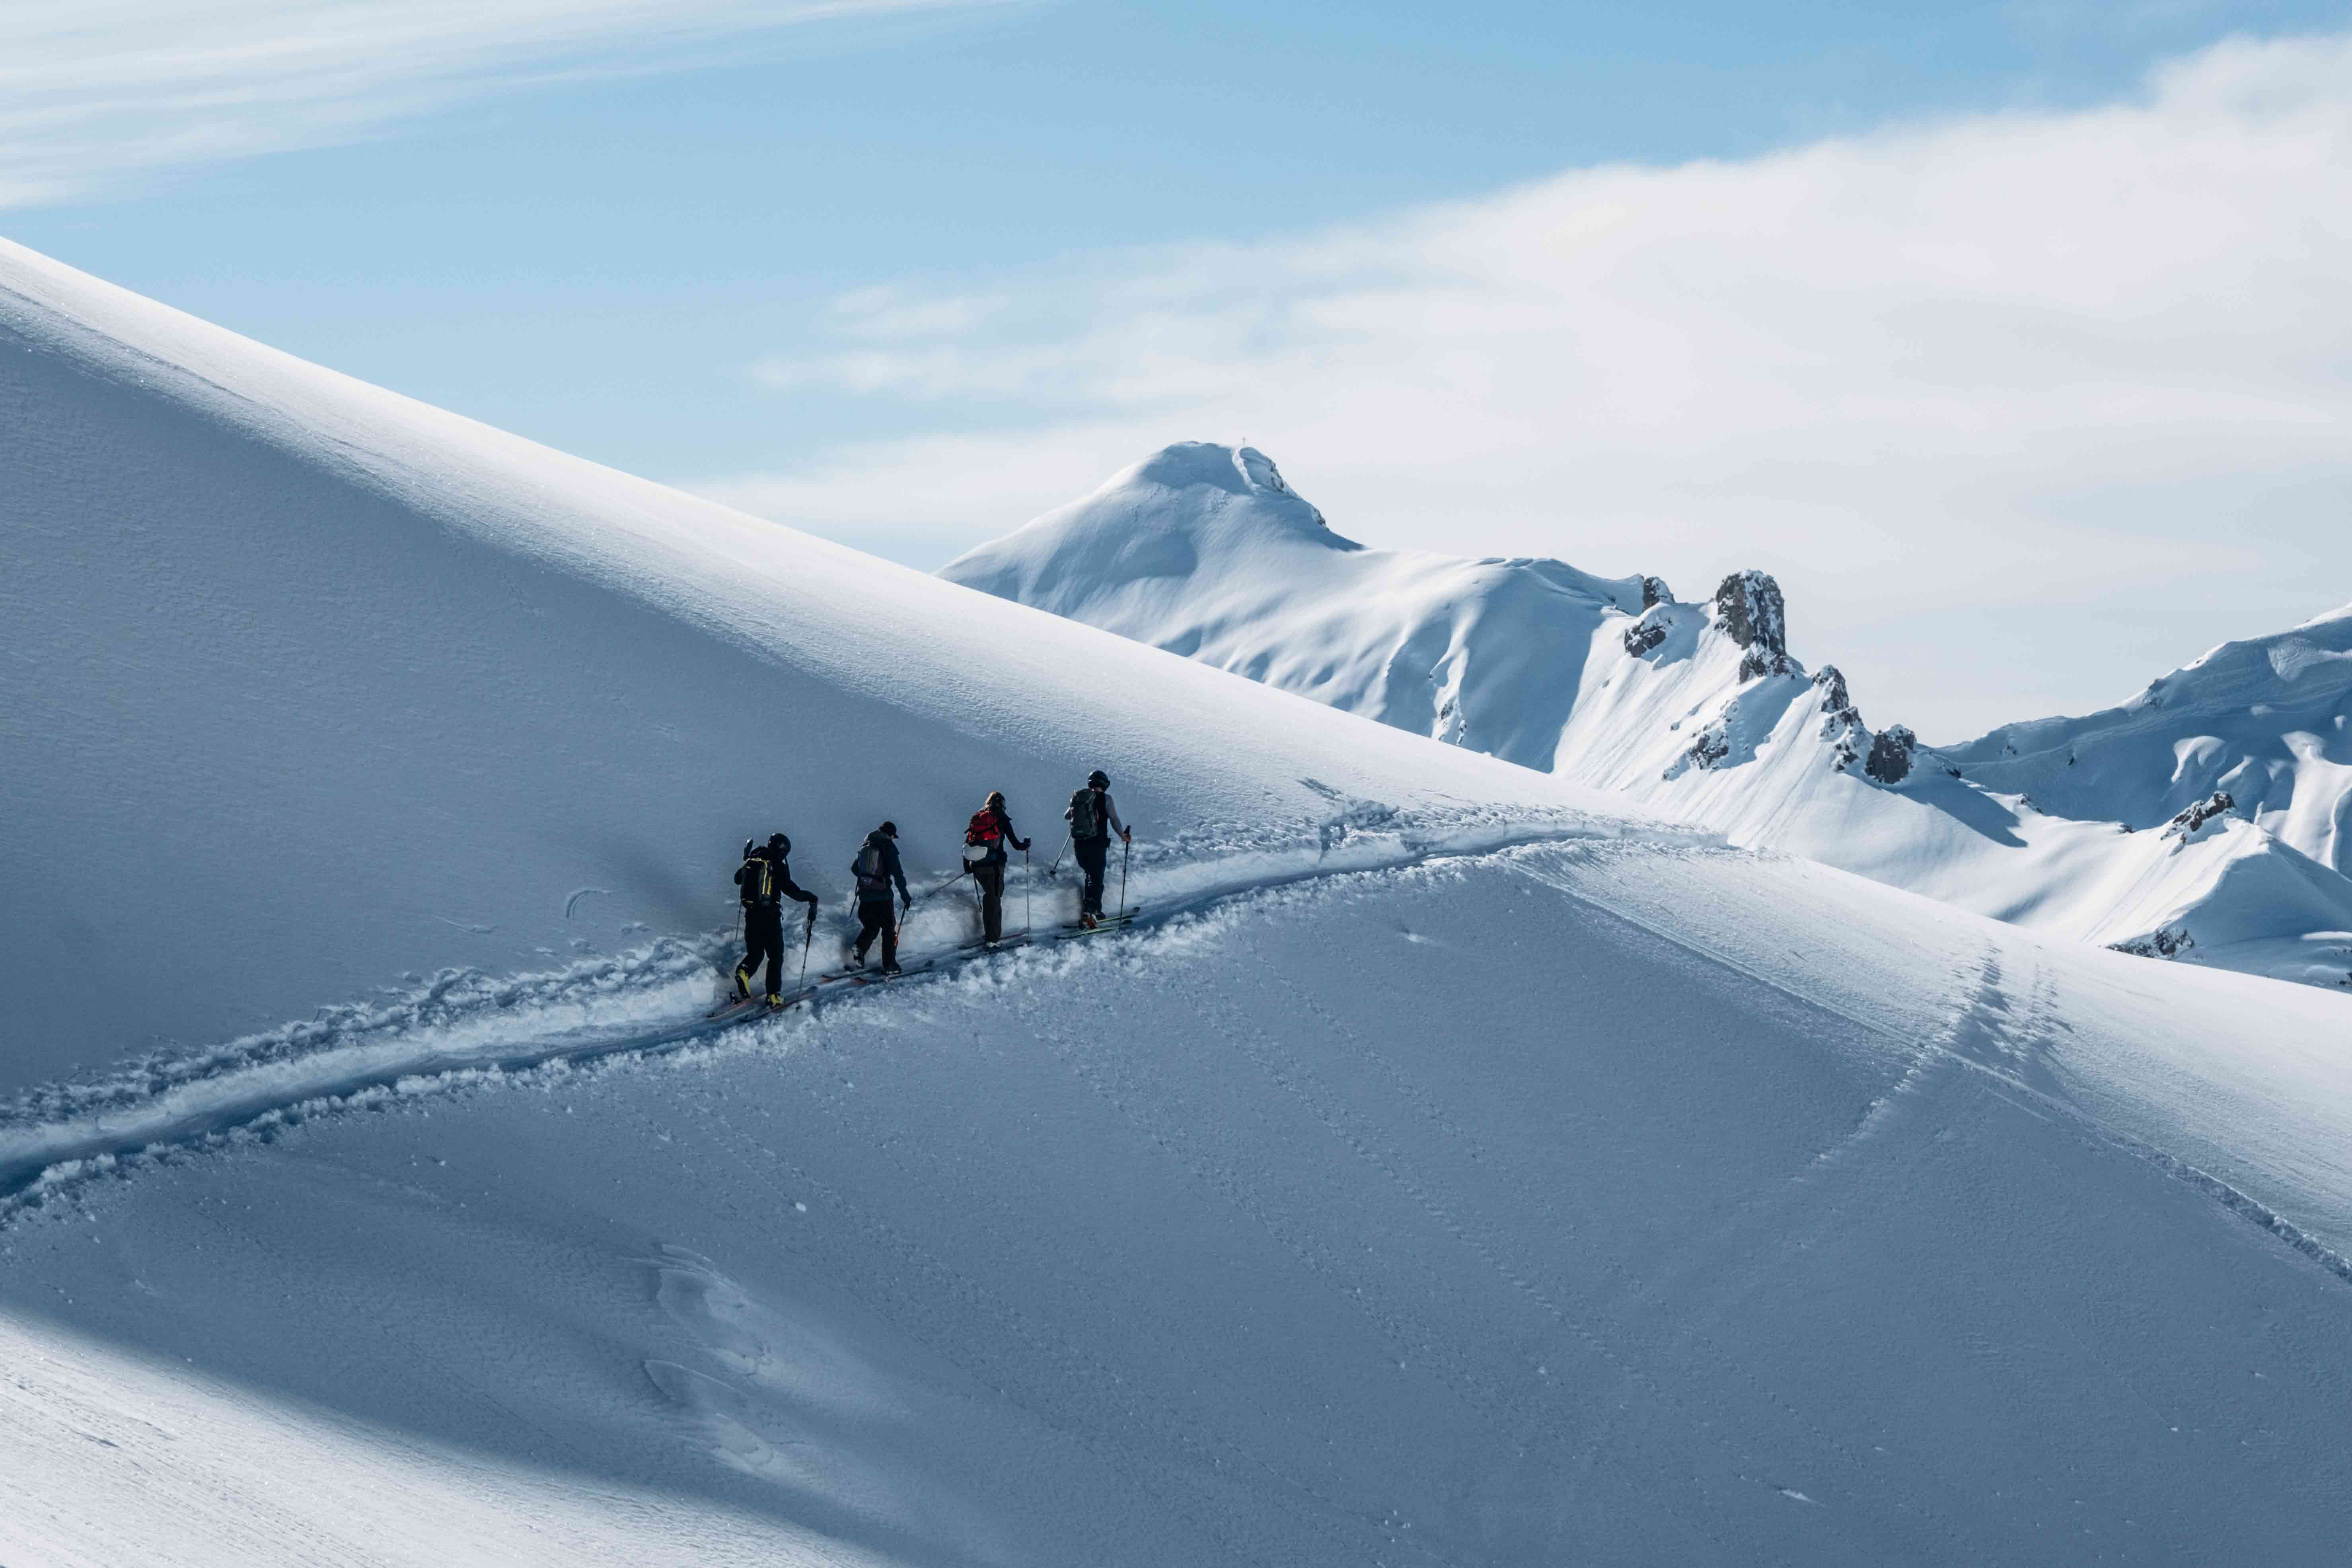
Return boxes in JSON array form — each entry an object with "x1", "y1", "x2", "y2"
[{"x1": 8, "y1": 0, "x2": 2351, "y2": 736}]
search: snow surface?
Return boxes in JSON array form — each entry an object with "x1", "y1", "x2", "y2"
[
  {"x1": 8, "y1": 243, "x2": 2352, "y2": 1564},
  {"x1": 942, "y1": 445, "x2": 2352, "y2": 989}
]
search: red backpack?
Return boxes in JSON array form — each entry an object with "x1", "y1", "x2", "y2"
[{"x1": 964, "y1": 808, "x2": 1003, "y2": 848}]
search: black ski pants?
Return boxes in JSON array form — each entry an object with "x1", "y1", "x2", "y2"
[
  {"x1": 737, "y1": 905, "x2": 783, "y2": 996},
  {"x1": 973, "y1": 859, "x2": 1009, "y2": 941},
  {"x1": 1075, "y1": 835, "x2": 1110, "y2": 916},
  {"x1": 855, "y1": 895, "x2": 899, "y2": 969}
]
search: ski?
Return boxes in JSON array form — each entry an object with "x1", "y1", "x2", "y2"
[
  {"x1": 703, "y1": 988, "x2": 809, "y2": 1022},
  {"x1": 1060, "y1": 907, "x2": 1141, "y2": 935},
  {"x1": 955, "y1": 933, "x2": 1033, "y2": 954}
]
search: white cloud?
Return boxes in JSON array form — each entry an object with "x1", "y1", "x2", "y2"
[
  {"x1": 0, "y1": 0, "x2": 1002, "y2": 205},
  {"x1": 701, "y1": 30, "x2": 2352, "y2": 737}
]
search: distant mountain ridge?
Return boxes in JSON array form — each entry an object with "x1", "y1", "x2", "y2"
[{"x1": 942, "y1": 442, "x2": 2352, "y2": 990}]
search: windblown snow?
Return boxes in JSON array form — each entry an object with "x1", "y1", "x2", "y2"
[
  {"x1": 7, "y1": 243, "x2": 2352, "y2": 1565},
  {"x1": 943, "y1": 443, "x2": 2352, "y2": 991}
]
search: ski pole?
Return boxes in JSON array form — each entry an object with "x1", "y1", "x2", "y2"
[
  {"x1": 921, "y1": 866, "x2": 970, "y2": 898},
  {"x1": 1118, "y1": 834, "x2": 1130, "y2": 919},
  {"x1": 799, "y1": 909, "x2": 813, "y2": 989},
  {"x1": 1047, "y1": 832, "x2": 1071, "y2": 877},
  {"x1": 1023, "y1": 844, "x2": 1032, "y2": 939}
]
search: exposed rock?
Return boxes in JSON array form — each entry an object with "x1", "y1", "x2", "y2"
[
  {"x1": 1674, "y1": 720, "x2": 1731, "y2": 775},
  {"x1": 1713, "y1": 571, "x2": 1792, "y2": 681},
  {"x1": 2163, "y1": 790, "x2": 2236, "y2": 843},
  {"x1": 1623, "y1": 616, "x2": 1669, "y2": 657},
  {"x1": 1865, "y1": 725, "x2": 1916, "y2": 785},
  {"x1": 1812, "y1": 666, "x2": 1866, "y2": 770},
  {"x1": 1640, "y1": 575, "x2": 1672, "y2": 610},
  {"x1": 2110, "y1": 926, "x2": 2196, "y2": 960}
]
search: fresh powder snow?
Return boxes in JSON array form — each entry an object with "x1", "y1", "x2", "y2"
[{"x1": 7, "y1": 243, "x2": 2352, "y2": 1566}]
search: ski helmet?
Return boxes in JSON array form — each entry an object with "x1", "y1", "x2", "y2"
[
  {"x1": 1087, "y1": 769, "x2": 1109, "y2": 788},
  {"x1": 768, "y1": 832, "x2": 790, "y2": 855},
  {"x1": 878, "y1": 820, "x2": 898, "y2": 837}
]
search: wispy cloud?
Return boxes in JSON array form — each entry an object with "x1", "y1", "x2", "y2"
[
  {"x1": 0, "y1": 0, "x2": 1004, "y2": 205},
  {"x1": 697, "y1": 31, "x2": 2352, "y2": 731}
]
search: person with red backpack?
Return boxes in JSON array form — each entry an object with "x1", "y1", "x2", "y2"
[{"x1": 963, "y1": 791, "x2": 1033, "y2": 945}]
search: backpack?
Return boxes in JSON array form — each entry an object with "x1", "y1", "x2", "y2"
[
  {"x1": 964, "y1": 809, "x2": 1002, "y2": 849},
  {"x1": 853, "y1": 840, "x2": 890, "y2": 896},
  {"x1": 1068, "y1": 787, "x2": 1102, "y2": 841},
  {"x1": 738, "y1": 854, "x2": 776, "y2": 908}
]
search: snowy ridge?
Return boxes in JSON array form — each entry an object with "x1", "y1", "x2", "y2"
[
  {"x1": 944, "y1": 442, "x2": 1656, "y2": 769},
  {"x1": 0, "y1": 241, "x2": 1670, "y2": 1093},
  {"x1": 944, "y1": 445, "x2": 2352, "y2": 990}
]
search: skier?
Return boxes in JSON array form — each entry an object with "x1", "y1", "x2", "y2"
[
  {"x1": 963, "y1": 790, "x2": 1033, "y2": 945},
  {"x1": 733, "y1": 833, "x2": 819, "y2": 1003},
  {"x1": 1063, "y1": 769, "x2": 1130, "y2": 929},
  {"x1": 849, "y1": 820, "x2": 912, "y2": 974}
]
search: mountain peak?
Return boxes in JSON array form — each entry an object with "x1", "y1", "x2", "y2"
[{"x1": 1094, "y1": 440, "x2": 1347, "y2": 545}]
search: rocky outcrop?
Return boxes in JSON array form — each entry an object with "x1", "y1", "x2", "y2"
[
  {"x1": 1675, "y1": 717, "x2": 1731, "y2": 775},
  {"x1": 1623, "y1": 613, "x2": 1669, "y2": 656},
  {"x1": 1713, "y1": 571, "x2": 1792, "y2": 681},
  {"x1": 2110, "y1": 925, "x2": 2196, "y2": 960},
  {"x1": 2163, "y1": 790, "x2": 2235, "y2": 845},
  {"x1": 1813, "y1": 666, "x2": 1867, "y2": 771},
  {"x1": 1865, "y1": 725, "x2": 1916, "y2": 785},
  {"x1": 1640, "y1": 575, "x2": 1672, "y2": 610}
]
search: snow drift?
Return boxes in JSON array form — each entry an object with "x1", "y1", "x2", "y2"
[
  {"x1": 943, "y1": 444, "x2": 2352, "y2": 989},
  {"x1": 8, "y1": 245, "x2": 2352, "y2": 1566}
]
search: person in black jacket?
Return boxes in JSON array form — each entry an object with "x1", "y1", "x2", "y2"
[
  {"x1": 849, "y1": 821, "x2": 911, "y2": 974},
  {"x1": 734, "y1": 832, "x2": 819, "y2": 1002},
  {"x1": 1063, "y1": 769, "x2": 1130, "y2": 928},
  {"x1": 963, "y1": 790, "x2": 1033, "y2": 945}
]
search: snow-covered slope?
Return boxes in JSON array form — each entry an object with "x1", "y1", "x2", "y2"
[
  {"x1": 11, "y1": 845, "x2": 2352, "y2": 1566},
  {"x1": 10, "y1": 246, "x2": 2352, "y2": 1566},
  {"x1": 942, "y1": 446, "x2": 2352, "y2": 989},
  {"x1": 0, "y1": 247, "x2": 1648, "y2": 1093}
]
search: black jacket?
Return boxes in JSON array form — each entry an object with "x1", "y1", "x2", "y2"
[
  {"x1": 852, "y1": 831, "x2": 909, "y2": 902},
  {"x1": 736, "y1": 847, "x2": 818, "y2": 911}
]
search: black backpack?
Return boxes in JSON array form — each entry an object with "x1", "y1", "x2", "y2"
[
  {"x1": 1068, "y1": 787, "x2": 1102, "y2": 840},
  {"x1": 738, "y1": 854, "x2": 777, "y2": 908}
]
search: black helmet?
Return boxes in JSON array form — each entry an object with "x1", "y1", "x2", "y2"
[
  {"x1": 1087, "y1": 769, "x2": 1109, "y2": 788},
  {"x1": 767, "y1": 832, "x2": 790, "y2": 855},
  {"x1": 878, "y1": 820, "x2": 898, "y2": 837}
]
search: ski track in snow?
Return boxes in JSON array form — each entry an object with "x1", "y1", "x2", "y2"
[
  {"x1": 0, "y1": 815, "x2": 1702, "y2": 1218},
  {"x1": 1561, "y1": 879, "x2": 2352, "y2": 1294},
  {"x1": 7, "y1": 814, "x2": 2343, "y2": 1332}
]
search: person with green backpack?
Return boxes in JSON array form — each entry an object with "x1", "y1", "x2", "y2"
[
  {"x1": 732, "y1": 832, "x2": 819, "y2": 1003},
  {"x1": 1063, "y1": 769, "x2": 1130, "y2": 929}
]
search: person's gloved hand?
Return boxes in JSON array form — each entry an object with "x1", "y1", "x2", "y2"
[{"x1": 1120, "y1": 828, "x2": 1133, "y2": 844}]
